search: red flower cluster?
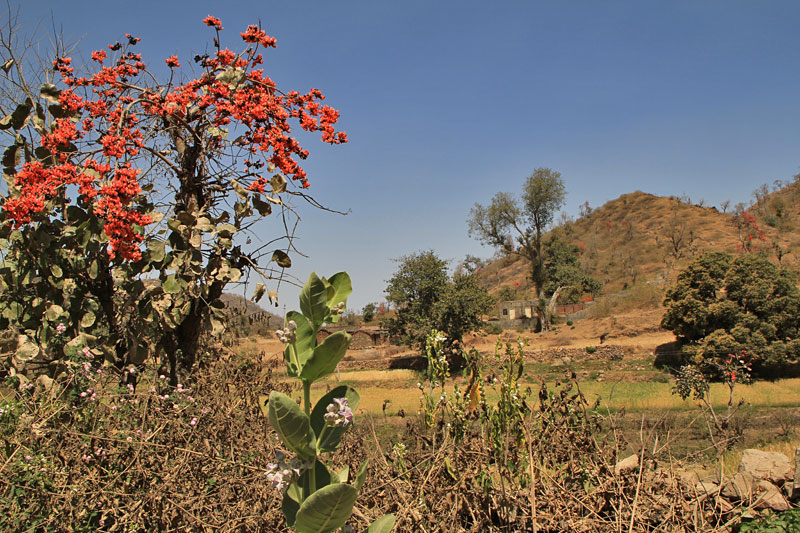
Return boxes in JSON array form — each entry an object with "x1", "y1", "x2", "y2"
[
  {"x1": 241, "y1": 25, "x2": 277, "y2": 48},
  {"x1": 4, "y1": 15, "x2": 346, "y2": 261},
  {"x1": 203, "y1": 15, "x2": 223, "y2": 30},
  {"x1": 735, "y1": 211, "x2": 766, "y2": 252},
  {"x1": 723, "y1": 351, "x2": 752, "y2": 384}
]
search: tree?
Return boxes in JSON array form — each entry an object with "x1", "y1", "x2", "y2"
[
  {"x1": 384, "y1": 251, "x2": 493, "y2": 347},
  {"x1": 543, "y1": 235, "x2": 602, "y2": 304},
  {"x1": 454, "y1": 254, "x2": 488, "y2": 275},
  {"x1": 468, "y1": 168, "x2": 566, "y2": 329},
  {"x1": 661, "y1": 252, "x2": 800, "y2": 375},
  {"x1": 498, "y1": 286, "x2": 515, "y2": 302},
  {"x1": 434, "y1": 273, "x2": 495, "y2": 343},
  {"x1": 0, "y1": 16, "x2": 346, "y2": 385},
  {"x1": 361, "y1": 302, "x2": 377, "y2": 323}
]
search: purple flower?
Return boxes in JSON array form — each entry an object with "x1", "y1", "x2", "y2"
[{"x1": 323, "y1": 397, "x2": 353, "y2": 427}]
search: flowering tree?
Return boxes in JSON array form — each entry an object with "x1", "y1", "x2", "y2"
[
  {"x1": 0, "y1": 15, "x2": 346, "y2": 384},
  {"x1": 734, "y1": 210, "x2": 766, "y2": 252}
]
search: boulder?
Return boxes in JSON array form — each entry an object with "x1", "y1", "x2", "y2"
[
  {"x1": 721, "y1": 472, "x2": 755, "y2": 501},
  {"x1": 738, "y1": 449, "x2": 793, "y2": 485},
  {"x1": 615, "y1": 454, "x2": 639, "y2": 476},
  {"x1": 754, "y1": 480, "x2": 790, "y2": 511}
]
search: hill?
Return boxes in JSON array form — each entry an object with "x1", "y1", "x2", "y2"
[
  {"x1": 219, "y1": 293, "x2": 281, "y2": 329},
  {"x1": 478, "y1": 186, "x2": 800, "y2": 303}
]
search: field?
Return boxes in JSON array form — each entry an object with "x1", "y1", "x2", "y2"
[
  {"x1": 244, "y1": 306, "x2": 800, "y2": 462},
  {"x1": 3, "y1": 303, "x2": 800, "y2": 531}
]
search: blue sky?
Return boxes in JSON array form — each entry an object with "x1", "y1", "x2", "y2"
[{"x1": 16, "y1": 1, "x2": 800, "y2": 310}]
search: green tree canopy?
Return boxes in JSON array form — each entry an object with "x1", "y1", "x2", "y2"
[
  {"x1": 361, "y1": 303, "x2": 377, "y2": 323},
  {"x1": 661, "y1": 252, "x2": 800, "y2": 374},
  {"x1": 384, "y1": 251, "x2": 494, "y2": 346},
  {"x1": 543, "y1": 235, "x2": 602, "y2": 304}
]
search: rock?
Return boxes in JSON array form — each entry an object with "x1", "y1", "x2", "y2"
[
  {"x1": 721, "y1": 472, "x2": 755, "y2": 501},
  {"x1": 755, "y1": 480, "x2": 790, "y2": 511},
  {"x1": 561, "y1": 356, "x2": 572, "y2": 366},
  {"x1": 738, "y1": 449, "x2": 793, "y2": 485},
  {"x1": 792, "y1": 447, "x2": 800, "y2": 500},
  {"x1": 615, "y1": 454, "x2": 639, "y2": 476},
  {"x1": 695, "y1": 481, "x2": 719, "y2": 495},
  {"x1": 676, "y1": 469, "x2": 701, "y2": 490}
]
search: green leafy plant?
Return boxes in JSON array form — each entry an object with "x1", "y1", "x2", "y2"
[
  {"x1": 262, "y1": 272, "x2": 394, "y2": 532},
  {"x1": 672, "y1": 350, "x2": 752, "y2": 454},
  {"x1": 734, "y1": 508, "x2": 800, "y2": 532}
]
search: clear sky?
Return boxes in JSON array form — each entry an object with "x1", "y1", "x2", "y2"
[{"x1": 15, "y1": 1, "x2": 800, "y2": 311}]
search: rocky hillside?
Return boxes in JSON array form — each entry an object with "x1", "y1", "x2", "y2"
[{"x1": 478, "y1": 184, "x2": 800, "y2": 301}]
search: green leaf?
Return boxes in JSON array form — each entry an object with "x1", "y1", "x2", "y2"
[
  {"x1": 323, "y1": 272, "x2": 352, "y2": 324},
  {"x1": 162, "y1": 274, "x2": 183, "y2": 294},
  {"x1": 267, "y1": 391, "x2": 316, "y2": 460},
  {"x1": 81, "y1": 311, "x2": 96, "y2": 329},
  {"x1": 9, "y1": 98, "x2": 32, "y2": 130},
  {"x1": 272, "y1": 249, "x2": 291, "y2": 268},
  {"x1": 299, "y1": 273, "x2": 328, "y2": 329},
  {"x1": 87, "y1": 259, "x2": 99, "y2": 280},
  {"x1": 354, "y1": 459, "x2": 368, "y2": 492},
  {"x1": 35, "y1": 146, "x2": 52, "y2": 165},
  {"x1": 231, "y1": 180, "x2": 248, "y2": 200},
  {"x1": 332, "y1": 466, "x2": 349, "y2": 484},
  {"x1": 288, "y1": 460, "x2": 332, "y2": 504},
  {"x1": 2, "y1": 144, "x2": 20, "y2": 168},
  {"x1": 282, "y1": 490, "x2": 300, "y2": 526},
  {"x1": 147, "y1": 239, "x2": 166, "y2": 262},
  {"x1": 45, "y1": 304, "x2": 64, "y2": 322},
  {"x1": 294, "y1": 483, "x2": 358, "y2": 533},
  {"x1": 33, "y1": 103, "x2": 46, "y2": 134},
  {"x1": 310, "y1": 385, "x2": 360, "y2": 452},
  {"x1": 216, "y1": 223, "x2": 237, "y2": 237},
  {"x1": 284, "y1": 311, "x2": 314, "y2": 377},
  {"x1": 270, "y1": 173, "x2": 287, "y2": 193},
  {"x1": 299, "y1": 331, "x2": 351, "y2": 383},
  {"x1": 367, "y1": 515, "x2": 396, "y2": 533},
  {"x1": 50, "y1": 264, "x2": 63, "y2": 278},
  {"x1": 48, "y1": 104, "x2": 73, "y2": 119},
  {"x1": 39, "y1": 84, "x2": 61, "y2": 104},
  {"x1": 253, "y1": 195, "x2": 272, "y2": 216}
]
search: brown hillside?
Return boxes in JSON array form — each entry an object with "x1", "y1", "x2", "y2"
[{"x1": 479, "y1": 188, "x2": 800, "y2": 302}]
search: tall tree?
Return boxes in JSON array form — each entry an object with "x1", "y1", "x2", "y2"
[
  {"x1": 0, "y1": 16, "x2": 346, "y2": 385},
  {"x1": 468, "y1": 167, "x2": 566, "y2": 328},
  {"x1": 384, "y1": 251, "x2": 493, "y2": 347}
]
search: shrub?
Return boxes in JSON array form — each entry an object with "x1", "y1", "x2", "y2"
[{"x1": 662, "y1": 252, "x2": 800, "y2": 374}]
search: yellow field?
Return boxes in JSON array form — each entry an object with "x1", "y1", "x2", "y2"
[{"x1": 284, "y1": 369, "x2": 800, "y2": 418}]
